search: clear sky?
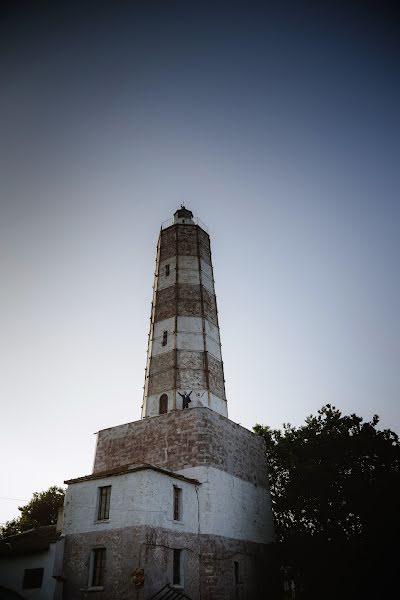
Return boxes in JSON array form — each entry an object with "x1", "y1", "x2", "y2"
[{"x1": 1, "y1": 0, "x2": 399, "y2": 524}]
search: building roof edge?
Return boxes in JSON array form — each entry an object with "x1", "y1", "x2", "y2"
[{"x1": 64, "y1": 463, "x2": 201, "y2": 486}]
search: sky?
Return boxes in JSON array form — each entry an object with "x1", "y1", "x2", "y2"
[{"x1": 0, "y1": 0, "x2": 399, "y2": 524}]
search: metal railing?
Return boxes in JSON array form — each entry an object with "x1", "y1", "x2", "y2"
[
  {"x1": 149, "y1": 583, "x2": 192, "y2": 600},
  {"x1": 161, "y1": 217, "x2": 208, "y2": 233}
]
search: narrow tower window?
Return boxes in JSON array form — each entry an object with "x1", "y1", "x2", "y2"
[
  {"x1": 173, "y1": 486, "x2": 182, "y2": 521},
  {"x1": 165, "y1": 264, "x2": 170, "y2": 276},
  {"x1": 97, "y1": 486, "x2": 111, "y2": 521},
  {"x1": 162, "y1": 331, "x2": 168, "y2": 346},
  {"x1": 159, "y1": 394, "x2": 168, "y2": 415}
]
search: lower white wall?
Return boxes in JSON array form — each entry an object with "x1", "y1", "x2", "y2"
[
  {"x1": 0, "y1": 544, "x2": 57, "y2": 600},
  {"x1": 180, "y1": 467, "x2": 274, "y2": 544},
  {"x1": 64, "y1": 470, "x2": 198, "y2": 536},
  {"x1": 64, "y1": 467, "x2": 274, "y2": 545}
]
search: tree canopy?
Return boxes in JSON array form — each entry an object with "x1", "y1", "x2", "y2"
[
  {"x1": 255, "y1": 405, "x2": 400, "y2": 599},
  {"x1": 0, "y1": 486, "x2": 65, "y2": 539}
]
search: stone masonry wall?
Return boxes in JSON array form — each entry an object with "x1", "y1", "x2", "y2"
[
  {"x1": 159, "y1": 225, "x2": 211, "y2": 264},
  {"x1": 153, "y1": 272, "x2": 217, "y2": 325},
  {"x1": 147, "y1": 350, "x2": 225, "y2": 398},
  {"x1": 62, "y1": 525, "x2": 272, "y2": 600},
  {"x1": 93, "y1": 408, "x2": 267, "y2": 488}
]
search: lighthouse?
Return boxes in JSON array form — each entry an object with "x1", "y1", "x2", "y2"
[
  {"x1": 62, "y1": 208, "x2": 275, "y2": 599},
  {"x1": 143, "y1": 206, "x2": 227, "y2": 418}
]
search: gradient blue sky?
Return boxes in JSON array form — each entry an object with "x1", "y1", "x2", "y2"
[{"x1": 1, "y1": 0, "x2": 399, "y2": 524}]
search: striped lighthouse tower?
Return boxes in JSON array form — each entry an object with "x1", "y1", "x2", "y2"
[
  {"x1": 142, "y1": 206, "x2": 227, "y2": 419},
  {"x1": 61, "y1": 206, "x2": 275, "y2": 600}
]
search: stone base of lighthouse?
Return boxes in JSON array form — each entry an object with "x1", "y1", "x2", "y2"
[
  {"x1": 62, "y1": 409, "x2": 275, "y2": 599},
  {"x1": 63, "y1": 526, "x2": 273, "y2": 600}
]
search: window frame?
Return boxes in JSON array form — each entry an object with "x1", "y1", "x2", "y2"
[
  {"x1": 172, "y1": 548, "x2": 183, "y2": 587},
  {"x1": 97, "y1": 485, "x2": 111, "y2": 521},
  {"x1": 89, "y1": 547, "x2": 106, "y2": 589},
  {"x1": 159, "y1": 393, "x2": 168, "y2": 415},
  {"x1": 173, "y1": 486, "x2": 182, "y2": 521}
]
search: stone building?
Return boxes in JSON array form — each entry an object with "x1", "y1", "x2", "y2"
[{"x1": 62, "y1": 208, "x2": 275, "y2": 599}]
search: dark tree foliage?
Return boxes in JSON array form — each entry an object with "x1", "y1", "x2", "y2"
[
  {"x1": 0, "y1": 486, "x2": 65, "y2": 539},
  {"x1": 255, "y1": 405, "x2": 400, "y2": 599}
]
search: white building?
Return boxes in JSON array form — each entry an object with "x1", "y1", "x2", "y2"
[
  {"x1": 0, "y1": 525, "x2": 64, "y2": 600},
  {"x1": 62, "y1": 208, "x2": 275, "y2": 599}
]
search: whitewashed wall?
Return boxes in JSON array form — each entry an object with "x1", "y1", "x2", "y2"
[
  {"x1": 64, "y1": 467, "x2": 274, "y2": 545},
  {"x1": 0, "y1": 544, "x2": 57, "y2": 600},
  {"x1": 157, "y1": 258, "x2": 214, "y2": 293},
  {"x1": 151, "y1": 317, "x2": 221, "y2": 361},
  {"x1": 64, "y1": 470, "x2": 198, "y2": 535},
  {"x1": 180, "y1": 467, "x2": 274, "y2": 544}
]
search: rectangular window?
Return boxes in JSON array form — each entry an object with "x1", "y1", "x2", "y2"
[
  {"x1": 173, "y1": 486, "x2": 182, "y2": 521},
  {"x1": 173, "y1": 549, "x2": 182, "y2": 585},
  {"x1": 23, "y1": 568, "x2": 43, "y2": 589},
  {"x1": 91, "y1": 548, "x2": 106, "y2": 587},
  {"x1": 97, "y1": 485, "x2": 111, "y2": 520},
  {"x1": 162, "y1": 331, "x2": 168, "y2": 346},
  {"x1": 165, "y1": 264, "x2": 170, "y2": 276}
]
